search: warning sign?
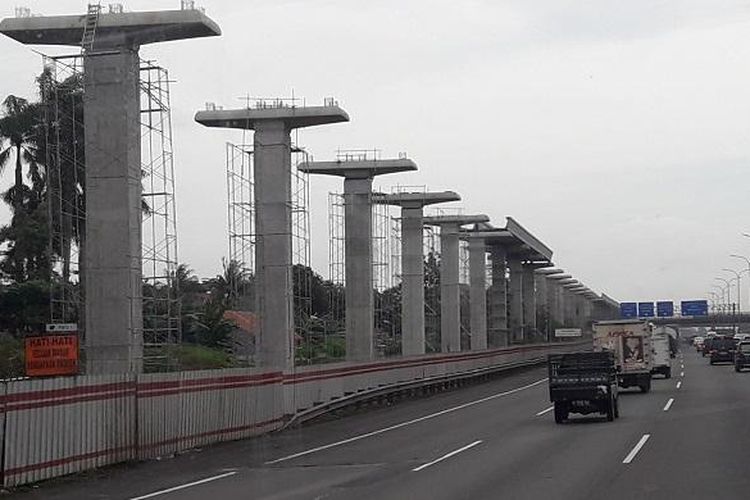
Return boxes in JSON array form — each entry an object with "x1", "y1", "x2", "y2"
[{"x1": 25, "y1": 327, "x2": 79, "y2": 377}]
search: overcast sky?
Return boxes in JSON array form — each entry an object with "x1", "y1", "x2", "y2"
[{"x1": 2, "y1": 0, "x2": 750, "y2": 308}]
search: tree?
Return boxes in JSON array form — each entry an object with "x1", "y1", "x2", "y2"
[{"x1": 0, "y1": 95, "x2": 40, "y2": 212}]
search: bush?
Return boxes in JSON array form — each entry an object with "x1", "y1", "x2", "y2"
[{"x1": 166, "y1": 344, "x2": 239, "y2": 371}]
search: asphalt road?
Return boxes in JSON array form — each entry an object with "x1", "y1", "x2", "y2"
[{"x1": 15, "y1": 347, "x2": 750, "y2": 499}]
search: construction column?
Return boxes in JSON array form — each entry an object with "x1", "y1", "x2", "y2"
[
  {"x1": 468, "y1": 236, "x2": 487, "y2": 350},
  {"x1": 0, "y1": 8, "x2": 221, "y2": 373},
  {"x1": 196, "y1": 101, "x2": 349, "y2": 370},
  {"x1": 299, "y1": 157, "x2": 417, "y2": 361}
]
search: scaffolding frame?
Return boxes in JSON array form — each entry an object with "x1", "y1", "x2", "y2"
[
  {"x1": 140, "y1": 60, "x2": 181, "y2": 369},
  {"x1": 226, "y1": 141, "x2": 255, "y2": 308},
  {"x1": 42, "y1": 55, "x2": 86, "y2": 326}
]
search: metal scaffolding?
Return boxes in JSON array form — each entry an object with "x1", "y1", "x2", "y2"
[
  {"x1": 226, "y1": 141, "x2": 255, "y2": 309},
  {"x1": 423, "y1": 225, "x2": 441, "y2": 353},
  {"x1": 373, "y1": 200, "x2": 400, "y2": 357},
  {"x1": 140, "y1": 60, "x2": 181, "y2": 369},
  {"x1": 42, "y1": 55, "x2": 86, "y2": 326}
]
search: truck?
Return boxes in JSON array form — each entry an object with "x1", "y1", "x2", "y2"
[
  {"x1": 548, "y1": 351, "x2": 619, "y2": 424},
  {"x1": 593, "y1": 319, "x2": 653, "y2": 393},
  {"x1": 650, "y1": 327, "x2": 672, "y2": 379}
]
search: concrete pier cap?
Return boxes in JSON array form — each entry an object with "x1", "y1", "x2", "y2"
[
  {"x1": 298, "y1": 157, "x2": 417, "y2": 178},
  {"x1": 548, "y1": 273, "x2": 573, "y2": 281},
  {"x1": 0, "y1": 9, "x2": 221, "y2": 48},
  {"x1": 195, "y1": 101, "x2": 349, "y2": 130},
  {"x1": 373, "y1": 190, "x2": 461, "y2": 208}
]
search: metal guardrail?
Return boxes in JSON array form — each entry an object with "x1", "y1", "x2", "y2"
[{"x1": 280, "y1": 356, "x2": 548, "y2": 430}]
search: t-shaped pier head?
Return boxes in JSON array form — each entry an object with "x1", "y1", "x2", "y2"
[
  {"x1": 374, "y1": 191, "x2": 461, "y2": 355},
  {"x1": 299, "y1": 157, "x2": 417, "y2": 362},
  {"x1": 1, "y1": 8, "x2": 221, "y2": 374},
  {"x1": 423, "y1": 214, "x2": 489, "y2": 353},
  {"x1": 195, "y1": 102, "x2": 349, "y2": 371}
]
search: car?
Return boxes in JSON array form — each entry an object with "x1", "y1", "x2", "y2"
[
  {"x1": 709, "y1": 336, "x2": 736, "y2": 365},
  {"x1": 735, "y1": 342, "x2": 750, "y2": 372},
  {"x1": 734, "y1": 333, "x2": 750, "y2": 343},
  {"x1": 693, "y1": 336, "x2": 704, "y2": 352}
]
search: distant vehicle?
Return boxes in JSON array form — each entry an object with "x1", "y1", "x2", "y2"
[
  {"x1": 734, "y1": 342, "x2": 750, "y2": 372},
  {"x1": 733, "y1": 333, "x2": 750, "y2": 343},
  {"x1": 709, "y1": 336, "x2": 736, "y2": 365},
  {"x1": 693, "y1": 336, "x2": 705, "y2": 352},
  {"x1": 593, "y1": 320, "x2": 653, "y2": 392},
  {"x1": 651, "y1": 328, "x2": 672, "y2": 378},
  {"x1": 547, "y1": 351, "x2": 619, "y2": 424}
]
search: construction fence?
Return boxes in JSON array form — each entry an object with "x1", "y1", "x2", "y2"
[{"x1": 1, "y1": 340, "x2": 586, "y2": 487}]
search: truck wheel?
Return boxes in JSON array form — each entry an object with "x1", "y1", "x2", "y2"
[
  {"x1": 640, "y1": 379, "x2": 651, "y2": 393},
  {"x1": 664, "y1": 368, "x2": 672, "y2": 379},
  {"x1": 709, "y1": 359, "x2": 715, "y2": 365},
  {"x1": 554, "y1": 402, "x2": 567, "y2": 424},
  {"x1": 735, "y1": 365, "x2": 741, "y2": 373},
  {"x1": 614, "y1": 397, "x2": 620, "y2": 418}
]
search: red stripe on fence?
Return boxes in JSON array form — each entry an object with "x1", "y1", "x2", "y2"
[
  {"x1": 4, "y1": 445, "x2": 135, "y2": 476},
  {"x1": 139, "y1": 416, "x2": 285, "y2": 450},
  {"x1": 6, "y1": 389, "x2": 135, "y2": 412},
  {"x1": 2, "y1": 382, "x2": 134, "y2": 404}
]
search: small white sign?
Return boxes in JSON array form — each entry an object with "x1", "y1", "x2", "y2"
[
  {"x1": 46, "y1": 323, "x2": 78, "y2": 332},
  {"x1": 555, "y1": 328, "x2": 582, "y2": 338}
]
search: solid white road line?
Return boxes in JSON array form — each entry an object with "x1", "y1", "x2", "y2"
[
  {"x1": 676, "y1": 381, "x2": 682, "y2": 389},
  {"x1": 623, "y1": 434, "x2": 651, "y2": 464},
  {"x1": 663, "y1": 398, "x2": 675, "y2": 412},
  {"x1": 130, "y1": 471, "x2": 238, "y2": 500},
  {"x1": 536, "y1": 405, "x2": 555, "y2": 416},
  {"x1": 412, "y1": 440, "x2": 483, "y2": 472},
  {"x1": 680, "y1": 371, "x2": 685, "y2": 377},
  {"x1": 265, "y1": 378, "x2": 548, "y2": 465}
]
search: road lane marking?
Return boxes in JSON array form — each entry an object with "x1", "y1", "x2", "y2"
[
  {"x1": 536, "y1": 405, "x2": 555, "y2": 416},
  {"x1": 412, "y1": 440, "x2": 482, "y2": 472},
  {"x1": 623, "y1": 434, "x2": 651, "y2": 464},
  {"x1": 663, "y1": 398, "x2": 674, "y2": 412},
  {"x1": 676, "y1": 381, "x2": 682, "y2": 389},
  {"x1": 130, "y1": 471, "x2": 238, "y2": 500},
  {"x1": 680, "y1": 371, "x2": 684, "y2": 377},
  {"x1": 265, "y1": 378, "x2": 548, "y2": 465}
]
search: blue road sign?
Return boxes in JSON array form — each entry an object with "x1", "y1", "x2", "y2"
[
  {"x1": 657, "y1": 301, "x2": 674, "y2": 317},
  {"x1": 620, "y1": 302, "x2": 637, "y2": 318},
  {"x1": 681, "y1": 300, "x2": 708, "y2": 317},
  {"x1": 638, "y1": 302, "x2": 655, "y2": 317}
]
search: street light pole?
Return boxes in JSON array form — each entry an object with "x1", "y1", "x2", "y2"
[
  {"x1": 731, "y1": 254, "x2": 750, "y2": 314},
  {"x1": 715, "y1": 278, "x2": 732, "y2": 312},
  {"x1": 722, "y1": 268, "x2": 742, "y2": 316}
]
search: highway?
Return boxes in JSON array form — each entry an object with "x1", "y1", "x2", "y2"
[{"x1": 16, "y1": 348, "x2": 750, "y2": 499}]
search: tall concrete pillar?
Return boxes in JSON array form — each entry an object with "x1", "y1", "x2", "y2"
[
  {"x1": 535, "y1": 272, "x2": 549, "y2": 341},
  {"x1": 521, "y1": 265, "x2": 536, "y2": 341},
  {"x1": 468, "y1": 237, "x2": 487, "y2": 350},
  {"x1": 424, "y1": 215, "x2": 488, "y2": 353},
  {"x1": 197, "y1": 103, "x2": 349, "y2": 371},
  {"x1": 299, "y1": 158, "x2": 417, "y2": 361},
  {"x1": 488, "y1": 246, "x2": 508, "y2": 347},
  {"x1": 508, "y1": 256, "x2": 523, "y2": 343},
  {"x1": 375, "y1": 192, "x2": 461, "y2": 356},
  {"x1": 1, "y1": 9, "x2": 221, "y2": 373}
]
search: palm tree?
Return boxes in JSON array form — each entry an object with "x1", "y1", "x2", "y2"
[{"x1": 0, "y1": 95, "x2": 40, "y2": 211}]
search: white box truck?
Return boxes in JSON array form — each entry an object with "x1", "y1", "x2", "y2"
[
  {"x1": 650, "y1": 326, "x2": 673, "y2": 379},
  {"x1": 593, "y1": 320, "x2": 653, "y2": 393}
]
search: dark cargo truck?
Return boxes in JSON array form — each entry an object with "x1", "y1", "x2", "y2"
[{"x1": 548, "y1": 351, "x2": 619, "y2": 424}]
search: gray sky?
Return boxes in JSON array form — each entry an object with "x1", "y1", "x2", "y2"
[{"x1": 2, "y1": 0, "x2": 750, "y2": 308}]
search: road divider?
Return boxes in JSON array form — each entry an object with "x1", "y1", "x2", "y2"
[
  {"x1": 623, "y1": 434, "x2": 651, "y2": 464},
  {"x1": 412, "y1": 440, "x2": 482, "y2": 472}
]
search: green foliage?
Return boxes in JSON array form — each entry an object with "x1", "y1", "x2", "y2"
[
  {"x1": 0, "y1": 281, "x2": 49, "y2": 335},
  {"x1": 0, "y1": 336, "x2": 24, "y2": 378},
  {"x1": 165, "y1": 344, "x2": 238, "y2": 371}
]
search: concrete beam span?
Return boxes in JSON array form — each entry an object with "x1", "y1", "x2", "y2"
[
  {"x1": 375, "y1": 191, "x2": 461, "y2": 355},
  {"x1": 1, "y1": 8, "x2": 221, "y2": 374},
  {"x1": 298, "y1": 157, "x2": 417, "y2": 362},
  {"x1": 423, "y1": 214, "x2": 489, "y2": 353},
  {"x1": 196, "y1": 104, "x2": 349, "y2": 371}
]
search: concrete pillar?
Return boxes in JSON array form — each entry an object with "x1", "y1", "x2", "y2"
[
  {"x1": 401, "y1": 206, "x2": 425, "y2": 355},
  {"x1": 84, "y1": 49, "x2": 143, "y2": 373},
  {"x1": 508, "y1": 256, "x2": 523, "y2": 343},
  {"x1": 343, "y1": 176, "x2": 374, "y2": 360},
  {"x1": 439, "y1": 223, "x2": 461, "y2": 352},
  {"x1": 299, "y1": 159, "x2": 417, "y2": 362},
  {"x1": 469, "y1": 238, "x2": 487, "y2": 350},
  {"x1": 488, "y1": 246, "x2": 508, "y2": 347},
  {"x1": 536, "y1": 273, "x2": 549, "y2": 341},
  {"x1": 522, "y1": 265, "x2": 536, "y2": 342},
  {"x1": 0, "y1": 9, "x2": 221, "y2": 374}
]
